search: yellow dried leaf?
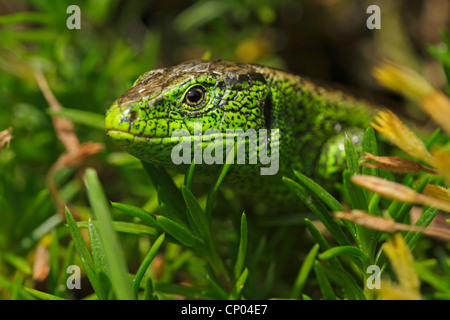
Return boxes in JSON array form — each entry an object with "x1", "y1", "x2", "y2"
[
  {"x1": 421, "y1": 92, "x2": 450, "y2": 135},
  {"x1": 422, "y1": 184, "x2": 450, "y2": 202},
  {"x1": 372, "y1": 61, "x2": 434, "y2": 101},
  {"x1": 373, "y1": 61, "x2": 450, "y2": 134},
  {"x1": 371, "y1": 110, "x2": 436, "y2": 167},
  {"x1": 382, "y1": 234, "x2": 421, "y2": 294},
  {"x1": 430, "y1": 148, "x2": 450, "y2": 184},
  {"x1": 378, "y1": 282, "x2": 422, "y2": 300}
]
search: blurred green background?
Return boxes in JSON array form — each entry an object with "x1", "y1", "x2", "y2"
[{"x1": 0, "y1": 0, "x2": 449, "y2": 300}]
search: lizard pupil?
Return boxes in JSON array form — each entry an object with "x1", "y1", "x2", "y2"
[{"x1": 185, "y1": 86, "x2": 205, "y2": 106}]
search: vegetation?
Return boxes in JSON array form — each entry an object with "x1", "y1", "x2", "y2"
[{"x1": 0, "y1": 0, "x2": 449, "y2": 300}]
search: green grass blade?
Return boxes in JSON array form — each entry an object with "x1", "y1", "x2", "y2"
[
  {"x1": 314, "y1": 260, "x2": 337, "y2": 300},
  {"x1": 405, "y1": 206, "x2": 440, "y2": 248},
  {"x1": 96, "y1": 270, "x2": 112, "y2": 300},
  {"x1": 343, "y1": 170, "x2": 370, "y2": 251},
  {"x1": 181, "y1": 185, "x2": 227, "y2": 279},
  {"x1": 345, "y1": 134, "x2": 361, "y2": 175},
  {"x1": 184, "y1": 159, "x2": 196, "y2": 191},
  {"x1": 305, "y1": 219, "x2": 363, "y2": 299},
  {"x1": 15, "y1": 189, "x2": 51, "y2": 242},
  {"x1": 182, "y1": 185, "x2": 210, "y2": 240},
  {"x1": 48, "y1": 229, "x2": 59, "y2": 294},
  {"x1": 293, "y1": 170, "x2": 343, "y2": 211},
  {"x1": 290, "y1": 243, "x2": 319, "y2": 299},
  {"x1": 205, "y1": 161, "x2": 232, "y2": 220},
  {"x1": 141, "y1": 162, "x2": 186, "y2": 222},
  {"x1": 77, "y1": 221, "x2": 159, "y2": 237},
  {"x1": 11, "y1": 273, "x2": 24, "y2": 300},
  {"x1": 392, "y1": 178, "x2": 429, "y2": 222},
  {"x1": 322, "y1": 266, "x2": 365, "y2": 300},
  {"x1": 283, "y1": 177, "x2": 351, "y2": 247},
  {"x1": 319, "y1": 246, "x2": 369, "y2": 264},
  {"x1": 343, "y1": 170, "x2": 367, "y2": 210},
  {"x1": 57, "y1": 241, "x2": 75, "y2": 296},
  {"x1": 425, "y1": 127, "x2": 441, "y2": 149},
  {"x1": 155, "y1": 215, "x2": 204, "y2": 251},
  {"x1": 368, "y1": 192, "x2": 382, "y2": 215},
  {"x1": 133, "y1": 233, "x2": 165, "y2": 298},
  {"x1": 84, "y1": 168, "x2": 134, "y2": 300},
  {"x1": 21, "y1": 214, "x2": 63, "y2": 250},
  {"x1": 234, "y1": 212, "x2": 247, "y2": 280},
  {"x1": 158, "y1": 200, "x2": 189, "y2": 228},
  {"x1": 362, "y1": 127, "x2": 378, "y2": 177},
  {"x1": 64, "y1": 206, "x2": 102, "y2": 298},
  {"x1": 144, "y1": 277, "x2": 157, "y2": 300},
  {"x1": 206, "y1": 274, "x2": 228, "y2": 300},
  {"x1": 304, "y1": 218, "x2": 331, "y2": 250},
  {"x1": 387, "y1": 175, "x2": 413, "y2": 218},
  {"x1": 88, "y1": 218, "x2": 108, "y2": 276},
  {"x1": 229, "y1": 268, "x2": 248, "y2": 299},
  {"x1": 343, "y1": 129, "x2": 369, "y2": 211},
  {"x1": 3, "y1": 253, "x2": 31, "y2": 275},
  {"x1": 0, "y1": 12, "x2": 50, "y2": 25},
  {"x1": 110, "y1": 202, "x2": 160, "y2": 229},
  {"x1": 262, "y1": 261, "x2": 276, "y2": 298},
  {"x1": 154, "y1": 282, "x2": 207, "y2": 299},
  {"x1": 362, "y1": 127, "x2": 379, "y2": 203},
  {"x1": 205, "y1": 138, "x2": 241, "y2": 219},
  {"x1": 414, "y1": 262, "x2": 450, "y2": 294},
  {"x1": 1, "y1": 275, "x2": 35, "y2": 300},
  {"x1": 24, "y1": 288, "x2": 66, "y2": 300}
]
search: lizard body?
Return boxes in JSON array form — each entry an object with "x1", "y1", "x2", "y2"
[{"x1": 105, "y1": 60, "x2": 374, "y2": 202}]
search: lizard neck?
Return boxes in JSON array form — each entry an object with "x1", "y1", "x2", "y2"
[{"x1": 254, "y1": 65, "x2": 374, "y2": 177}]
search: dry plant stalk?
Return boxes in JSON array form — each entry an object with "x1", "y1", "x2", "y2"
[
  {"x1": 351, "y1": 175, "x2": 450, "y2": 213},
  {"x1": 334, "y1": 210, "x2": 450, "y2": 242},
  {"x1": 362, "y1": 152, "x2": 438, "y2": 174},
  {"x1": 373, "y1": 61, "x2": 450, "y2": 134},
  {"x1": 32, "y1": 235, "x2": 51, "y2": 282},
  {"x1": 34, "y1": 70, "x2": 104, "y2": 216},
  {"x1": 0, "y1": 127, "x2": 13, "y2": 150}
]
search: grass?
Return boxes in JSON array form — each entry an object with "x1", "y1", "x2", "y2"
[
  {"x1": 0, "y1": 0, "x2": 450, "y2": 301},
  {"x1": 19, "y1": 120, "x2": 450, "y2": 300}
]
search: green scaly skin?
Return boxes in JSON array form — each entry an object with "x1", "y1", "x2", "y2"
[{"x1": 105, "y1": 60, "x2": 374, "y2": 203}]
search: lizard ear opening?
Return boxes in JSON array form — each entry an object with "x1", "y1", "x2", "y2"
[{"x1": 264, "y1": 93, "x2": 272, "y2": 131}]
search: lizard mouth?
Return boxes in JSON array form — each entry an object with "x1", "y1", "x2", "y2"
[
  {"x1": 106, "y1": 129, "x2": 238, "y2": 147},
  {"x1": 105, "y1": 103, "x2": 267, "y2": 155},
  {"x1": 107, "y1": 129, "x2": 168, "y2": 146}
]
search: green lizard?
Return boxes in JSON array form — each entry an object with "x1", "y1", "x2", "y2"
[{"x1": 105, "y1": 60, "x2": 375, "y2": 203}]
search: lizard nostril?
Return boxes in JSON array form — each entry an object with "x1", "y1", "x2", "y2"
[{"x1": 129, "y1": 110, "x2": 138, "y2": 122}]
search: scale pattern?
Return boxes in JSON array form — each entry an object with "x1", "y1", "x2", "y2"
[{"x1": 105, "y1": 60, "x2": 375, "y2": 202}]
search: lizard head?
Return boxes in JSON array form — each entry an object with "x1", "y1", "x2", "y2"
[{"x1": 105, "y1": 60, "x2": 270, "y2": 164}]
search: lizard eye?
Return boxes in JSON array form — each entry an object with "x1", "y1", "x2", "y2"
[{"x1": 184, "y1": 85, "x2": 205, "y2": 107}]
